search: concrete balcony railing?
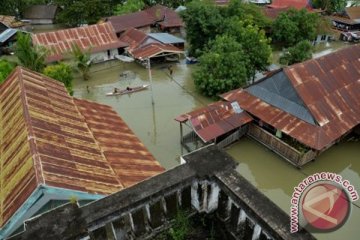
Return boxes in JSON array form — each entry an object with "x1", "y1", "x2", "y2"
[{"x1": 8, "y1": 146, "x2": 314, "y2": 240}]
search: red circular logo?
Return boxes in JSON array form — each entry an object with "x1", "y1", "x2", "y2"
[{"x1": 301, "y1": 183, "x2": 350, "y2": 231}]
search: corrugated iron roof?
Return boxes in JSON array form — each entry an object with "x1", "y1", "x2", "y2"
[
  {"x1": 0, "y1": 67, "x2": 164, "y2": 227},
  {"x1": 0, "y1": 28, "x2": 18, "y2": 43},
  {"x1": 119, "y1": 28, "x2": 148, "y2": 51},
  {"x1": 267, "y1": 0, "x2": 312, "y2": 10},
  {"x1": 23, "y1": 4, "x2": 58, "y2": 20},
  {"x1": 175, "y1": 101, "x2": 253, "y2": 142},
  {"x1": 120, "y1": 28, "x2": 184, "y2": 59},
  {"x1": 345, "y1": 6, "x2": 360, "y2": 20},
  {"x1": 144, "y1": 5, "x2": 183, "y2": 28},
  {"x1": 221, "y1": 45, "x2": 360, "y2": 150},
  {"x1": 107, "y1": 11, "x2": 155, "y2": 34},
  {"x1": 0, "y1": 15, "x2": 24, "y2": 28},
  {"x1": 148, "y1": 33, "x2": 185, "y2": 44},
  {"x1": 132, "y1": 42, "x2": 183, "y2": 59},
  {"x1": 32, "y1": 22, "x2": 128, "y2": 62}
]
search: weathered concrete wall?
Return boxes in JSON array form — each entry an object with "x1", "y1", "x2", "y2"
[{"x1": 7, "y1": 146, "x2": 314, "y2": 240}]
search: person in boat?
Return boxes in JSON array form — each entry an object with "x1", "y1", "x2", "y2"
[
  {"x1": 126, "y1": 86, "x2": 133, "y2": 91},
  {"x1": 113, "y1": 87, "x2": 119, "y2": 94}
]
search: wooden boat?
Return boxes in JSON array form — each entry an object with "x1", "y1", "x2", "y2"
[{"x1": 106, "y1": 85, "x2": 149, "y2": 96}]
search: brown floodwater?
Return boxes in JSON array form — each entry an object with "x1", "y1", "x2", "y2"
[{"x1": 73, "y1": 42, "x2": 360, "y2": 239}]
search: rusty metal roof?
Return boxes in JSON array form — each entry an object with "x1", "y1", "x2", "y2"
[
  {"x1": 0, "y1": 67, "x2": 164, "y2": 227},
  {"x1": 119, "y1": 28, "x2": 148, "y2": 51},
  {"x1": 32, "y1": 22, "x2": 128, "y2": 62},
  {"x1": 222, "y1": 45, "x2": 360, "y2": 150},
  {"x1": 0, "y1": 15, "x2": 24, "y2": 28},
  {"x1": 144, "y1": 5, "x2": 183, "y2": 28},
  {"x1": 107, "y1": 11, "x2": 154, "y2": 34},
  {"x1": 131, "y1": 42, "x2": 183, "y2": 59},
  {"x1": 345, "y1": 6, "x2": 360, "y2": 20},
  {"x1": 175, "y1": 101, "x2": 253, "y2": 142},
  {"x1": 120, "y1": 28, "x2": 183, "y2": 59},
  {"x1": 267, "y1": 0, "x2": 312, "y2": 10}
]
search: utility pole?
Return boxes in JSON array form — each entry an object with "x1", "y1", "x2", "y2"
[{"x1": 147, "y1": 58, "x2": 155, "y2": 105}]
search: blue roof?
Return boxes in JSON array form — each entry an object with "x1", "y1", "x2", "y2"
[
  {"x1": 147, "y1": 33, "x2": 185, "y2": 44},
  {"x1": 246, "y1": 71, "x2": 316, "y2": 125},
  {"x1": 0, "y1": 28, "x2": 18, "y2": 43}
]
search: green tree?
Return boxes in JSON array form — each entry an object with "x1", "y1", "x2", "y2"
[
  {"x1": 225, "y1": 0, "x2": 271, "y2": 29},
  {"x1": 72, "y1": 44, "x2": 92, "y2": 80},
  {"x1": 0, "y1": 59, "x2": 17, "y2": 84},
  {"x1": 280, "y1": 40, "x2": 313, "y2": 65},
  {"x1": 15, "y1": 32, "x2": 47, "y2": 72},
  {"x1": 193, "y1": 35, "x2": 249, "y2": 98},
  {"x1": 224, "y1": 18, "x2": 271, "y2": 81},
  {"x1": 180, "y1": 1, "x2": 224, "y2": 57},
  {"x1": 43, "y1": 63, "x2": 74, "y2": 95},
  {"x1": 114, "y1": 0, "x2": 145, "y2": 15},
  {"x1": 55, "y1": 0, "x2": 110, "y2": 27},
  {"x1": 0, "y1": 0, "x2": 50, "y2": 17},
  {"x1": 272, "y1": 9, "x2": 319, "y2": 46},
  {"x1": 312, "y1": 0, "x2": 347, "y2": 13}
]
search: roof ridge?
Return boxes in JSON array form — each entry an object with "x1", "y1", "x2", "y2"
[{"x1": 16, "y1": 67, "x2": 46, "y2": 185}]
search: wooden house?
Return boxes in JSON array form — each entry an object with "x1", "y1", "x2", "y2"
[
  {"x1": 0, "y1": 67, "x2": 164, "y2": 238},
  {"x1": 119, "y1": 28, "x2": 184, "y2": 64},
  {"x1": 31, "y1": 22, "x2": 128, "y2": 63},
  {"x1": 177, "y1": 45, "x2": 360, "y2": 167},
  {"x1": 331, "y1": 6, "x2": 360, "y2": 32},
  {"x1": 221, "y1": 45, "x2": 360, "y2": 167},
  {"x1": 106, "y1": 4, "x2": 184, "y2": 36}
]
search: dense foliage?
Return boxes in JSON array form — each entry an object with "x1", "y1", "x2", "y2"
[
  {"x1": 312, "y1": 0, "x2": 347, "y2": 13},
  {"x1": 180, "y1": 1, "x2": 223, "y2": 57},
  {"x1": 183, "y1": 0, "x2": 271, "y2": 97},
  {"x1": 0, "y1": 59, "x2": 17, "y2": 84},
  {"x1": 194, "y1": 35, "x2": 249, "y2": 98},
  {"x1": 43, "y1": 63, "x2": 74, "y2": 95},
  {"x1": 114, "y1": 0, "x2": 145, "y2": 15},
  {"x1": 15, "y1": 33, "x2": 47, "y2": 72},
  {"x1": 272, "y1": 9, "x2": 319, "y2": 46},
  {"x1": 280, "y1": 40, "x2": 313, "y2": 65}
]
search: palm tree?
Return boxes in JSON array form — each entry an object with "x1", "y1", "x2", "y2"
[
  {"x1": 15, "y1": 32, "x2": 47, "y2": 72},
  {"x1": 71, "y1": 44, "x2": 92, "y2": 80}
]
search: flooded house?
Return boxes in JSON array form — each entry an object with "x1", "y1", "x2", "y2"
[
  {"x1": 177, "y1": 45, "x2": 360, "y2": 167},
  {"x1": 331, "y1": 6, "x2": 360, "y2": 32},
  {"x1": 0, "y1": 67, "x2": 164, "y2": 238},
  {"x1": 106, "y1": 4, "x2": 184, "y2": 36},
  {"x1": 119, "y1": 28, "x2": 184, "y2": 64},
  {"x1": 31, "y1": 22, "x2": 128, "y2": 63}
]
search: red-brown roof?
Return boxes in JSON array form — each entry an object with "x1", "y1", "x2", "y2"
[
  {"x1": 175, "y1": 101, "x2": 253, "y2": 142},
  {"x1": 262, "y1": 7, "x2": 291, "y2": 19},
  {"x1": 0, "y1": 67, "x2": 164, "y2": 227},
  {"x1": 0, "y1": 15, "x2": 24, "y2": 28},
  {"x1": 221, "y1": 45, "x2": 360, "y2": 150},
  {"x1": 345, "y1": 6, "x2": 360, "y2": 20},
  {"x1": 119, "y1": 28, "x2": 148, "y2": 50},
  {"x1": 120, "y1": 28, "x2": 183, "y2": 59},
  {"x1": 131, "y1": 42, "x2": 183, "y2": 59},
  {"x1": 32, "y1": 22, "x2": 128, "y2": 62},
  {"x1": 144, "y1": 5, "x2": 183, "y2": 28},
  {"x1": 107, "y1": 11, "x2": 155, "y2": 34},
  {"x1": 267, "y1": 0, "x2": 312, "y2": 10}
]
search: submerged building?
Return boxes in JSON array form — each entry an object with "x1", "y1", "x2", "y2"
[
  {"x1": 0, "y1": 67, "x2": 164, "y2": 238},
  {"x1": 177, "y1": 45, "x2": 360, "y2": 167}
]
